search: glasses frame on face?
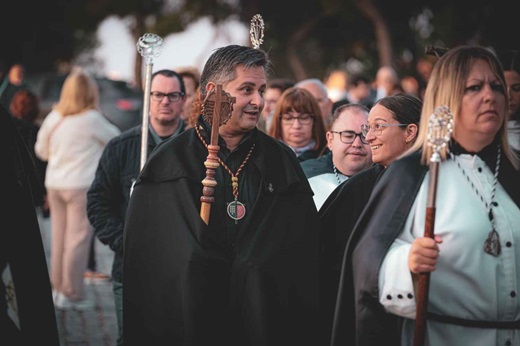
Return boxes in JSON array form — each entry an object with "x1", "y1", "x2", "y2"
[
  {"x1": 329, "y1": 130, "x2": 368, "y2": 144},
  {"x1": 280, "y1": 113, "x2": 315, "y2": 125},
  {"x1": 150, "y1": 91, "x2": 185, "y2": 103},
  {"x1": 361, "y1": 123, "x2": 408, "y2": 137}
]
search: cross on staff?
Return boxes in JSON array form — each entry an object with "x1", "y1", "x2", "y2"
[{"x1": 199, "y1": 85, "x2": 235, "y2": 225}]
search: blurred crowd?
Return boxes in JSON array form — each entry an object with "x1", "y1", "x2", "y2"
[{"x1": 1, "y1": 44, "x2": 520, "y2": 346}]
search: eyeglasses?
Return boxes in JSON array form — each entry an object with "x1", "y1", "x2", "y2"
[
  {"x1": 330, "y1": 130, "x2": 368, "y2": 144},
  {"x1": 360, "y1": 123, "x2": 408, "y2": 137},
  {"x1": 280, "y1": 113, "x2": 314, "y2": 125},
  {"x1": 150, "y1": 91, "x2": 185, "y2": 102}
]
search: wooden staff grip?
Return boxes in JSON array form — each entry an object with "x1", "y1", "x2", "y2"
[
  {"x1": 413, "y1": 105, "x2": 452, "y2": 346},
  {"x1": 413, "y1": 207, "x2": 436, "y2": 346},
  {"x1": 413, "y1": 161, "x2": 439, "y2": 346},
  {"x1": 200, "y1": 144, "x2": 220, "y2": 225}
]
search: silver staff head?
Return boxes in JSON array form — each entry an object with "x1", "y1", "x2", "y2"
[
  {"x1": 427, "y1": 105, "x2": 453, "y2": 162},
  {"x1": 250, "y1": 14, "x2": 264, "y2": 49},
  {"x1": 136, "y1": 33, "x2": 163, "y2": 64}
]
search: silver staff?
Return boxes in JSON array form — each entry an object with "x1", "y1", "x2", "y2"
[
  {"x1": 136, "y1": 33, "x2": 163, "y2": 171},
  {"x1": 413, "y1": 105, "x2": 453, "y2": 346}
]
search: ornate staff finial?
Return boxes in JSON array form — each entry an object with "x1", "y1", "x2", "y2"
[
  {"x1": 250, "y1": 14, "x2": 264, "y2": 49},
  {"x1": 135, "y1": 33, "x2": 163, "y2": 173},
  {"x1": 427, "y1": 105, "x2": 453, "y2": 163},
  {"x1": 413, "y1": 104, "x2": 453, "y2": 346},
  {"x1": 136, "y1": 33, "x2": 163, "y2": 65}
]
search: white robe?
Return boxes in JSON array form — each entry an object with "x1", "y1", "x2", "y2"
[{"x1": 379, "y1": 154, "x2": 520, "y2": 346}]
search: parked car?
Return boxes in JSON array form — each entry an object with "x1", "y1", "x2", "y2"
[{"x1": 26, "y1": 72, "x2": 144, "y2": 132}]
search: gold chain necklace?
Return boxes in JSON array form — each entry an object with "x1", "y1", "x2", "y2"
[{"x1": 195, "y1": 125, "x2": 255, "y2": 222}]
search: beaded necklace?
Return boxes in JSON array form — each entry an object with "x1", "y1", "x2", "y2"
[
  {"x1": 450, "y1": 146, "x2": 501, "y2": 256},
  {"x1": 195, "y1": 125, "x2": 255, "y2": 223}
]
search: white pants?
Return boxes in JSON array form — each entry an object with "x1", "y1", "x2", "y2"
[{"x1": 47, "y1": 188, "x2": 93, "y2": 300}]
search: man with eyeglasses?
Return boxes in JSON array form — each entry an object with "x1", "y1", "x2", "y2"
[
  {"x1": 87, "y1": 69, "x2": 186, "y2": 346},
  {"x1": 301, "y1": 104, "x2": 373, "y2": 210}
]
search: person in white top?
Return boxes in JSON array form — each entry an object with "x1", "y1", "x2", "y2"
[
  {"x1": 335, "y1": 46, "x2": 520, "y2": 346},
  {"x1": 301, "y1": 104, "x2": 372, "y2": 210},
  {"x1": 35, "y1": 68, "x2": 120, "y2": 310}
]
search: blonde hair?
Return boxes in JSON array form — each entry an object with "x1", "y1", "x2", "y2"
[
  {"x1": 408, "y1": 45, "x2": 519, "y2": 169},
  {"x1": 53, "y1": 68, "x2": 100, "y2": 116}
]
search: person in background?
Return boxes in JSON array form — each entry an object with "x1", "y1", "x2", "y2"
[
  {"x1": 177, "y1": 66, "x2": 200, "y2": 127},
  {"x1": 123, "y1": 44, "x2": 320, "y2": 345},
  {"x1": 300, "y1": 103, "x2": 372, "y2": 210},
  {"x1": 322, "y1": 93, "x2": 422, "y2": 345},
  {"x1": 9, "y1": 89, "x2": 48, "y2": 216},
  {"x1": 88, "y1": 69, "x2": 187, "y2": 346},
  {"x1": 257, "y1": 78, "x2": 295, "y2": 133},
  {"x1": 35, "y1": 68, "x2": 120, "y2": 310},
  {"x1": 399, "y1": 75, "x2": 421, "y2": 99},
  {"x1": 415, "y1": 57, "x2": 435, "y2": 99},
  {"x1": 1, "y1": 104, "x2": 60, "y2": 346},
  {"x1": 268, "y1": 87, "x2": 328, "y2": 162},
  {"x1": 372, "y1": 65, "x2": 400, "y2": 102},
  {"x1": 324, "y1": 69, "x2": 349, "y2": 103},
  {"x1": 333, "y1": 45, "x2": 520, "y2": 346},
  {"x1": 497, "y1": 49, "x2": 520, "y2": 152},
  {"x1": 332, "y1": 74, "x2": 374, "y2": 113},
  {"x1": 0, "y1": 63, "x2": 28, "y2": 109},
  {"x1": 295, "y1": 78, "x2": 333, "y2": 128},
  {"x1": 9, "y1": 88, "x2": 39, "y2": 124}
]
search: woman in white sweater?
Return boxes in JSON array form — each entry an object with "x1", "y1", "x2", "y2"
[{"x1": 35, "y1": 69, "x2": 120, "y2": 310}]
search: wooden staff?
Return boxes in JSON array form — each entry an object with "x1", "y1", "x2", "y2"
[
  {"x1": 199, "y1": 85, "x2": 235, "y2": 224},
  {"x1": 413, "y1": 105, "x2": 453, "y2": 346},
  {"x1": 136, "y1": 33, "x2": 163, "y2": 171}
]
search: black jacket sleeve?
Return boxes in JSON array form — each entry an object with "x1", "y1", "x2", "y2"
[{"x1": 87, "y1": 140, "x2": 125, "y2": 254}]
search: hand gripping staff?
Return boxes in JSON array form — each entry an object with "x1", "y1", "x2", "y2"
[
  {"x1": 136, "y1": 33, "x2": 163, "y2": 171},
  {"x1": 413, "y1": 105, "x2": 453, "y2": 346}
]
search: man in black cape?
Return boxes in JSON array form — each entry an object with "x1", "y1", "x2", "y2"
[
  {"x1": 123, "y1": 45, "x2": 320, "y2": 346},
  {"x1": 0, "y1": 104, "x2": 60, "y2": 345}
]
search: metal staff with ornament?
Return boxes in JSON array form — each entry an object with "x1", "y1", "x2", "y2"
[
  {"x1": 250, "y1": 14, "x2": 264, "y2": 49},
  {"x1": 136, "y1": 33, "x2": 163, "y2": 171},
  {"x1": 413, "y1": 105, "x2": 453, "y2": 346}
]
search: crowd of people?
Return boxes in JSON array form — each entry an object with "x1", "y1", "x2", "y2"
[{"x1": 1, "y1": 42, "x2": 519, "y2": 346}]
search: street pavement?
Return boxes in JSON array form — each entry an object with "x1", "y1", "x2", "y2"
[{"x1": 37, "y1": 209, "x2": 119, "y2": 346}]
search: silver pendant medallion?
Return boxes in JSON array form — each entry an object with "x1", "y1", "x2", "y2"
[
  {"x1": 227, "y1": 200, "x2": 246, "y2": 221},
  {"x1": 484, "y1": 229, "x2": 501, "y2": 257}
]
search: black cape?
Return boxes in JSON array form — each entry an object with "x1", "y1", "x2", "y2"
[
  {"x1": 318, "y1": 163, "x2": 385, "y2": 345},
  {"x1": 331, "y1": 147, "x2": 520, "y2": 346},
  {"x1": 123, "y1": 124, "x2": 320, "y2": 346},
  {"x1": 0, "y1": 105, "x2": 59, "y2": 345}
]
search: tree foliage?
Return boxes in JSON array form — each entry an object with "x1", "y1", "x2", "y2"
[{"x1": 1, "y1": 0, "x2": 515, "y2": 85}]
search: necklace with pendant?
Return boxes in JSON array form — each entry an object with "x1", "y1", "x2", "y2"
[
  {"x1": 196, "y1": 125, "x2": 255, "y2": 223},
  {"x1": 451, "y1": 146, "x2": 501, "y2": 256}
]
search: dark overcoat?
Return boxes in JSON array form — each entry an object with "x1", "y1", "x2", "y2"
[
  {"x1": 0, "y1": 105, "x2": 59, "y2": 345},
  {"x1": 123, "y1": 124, "x2": 321, "y2": 346}
]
